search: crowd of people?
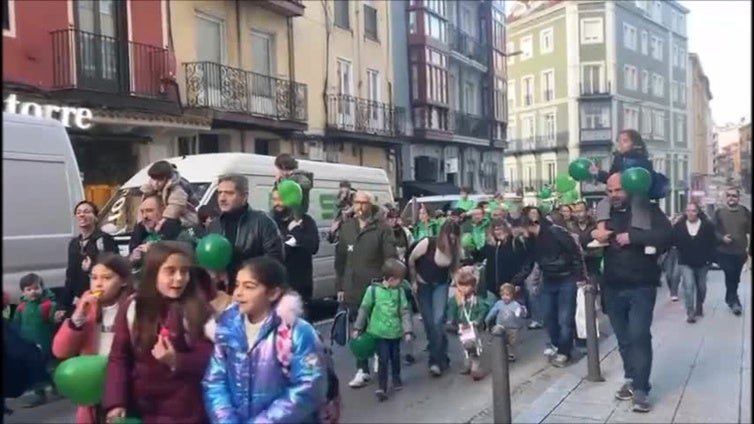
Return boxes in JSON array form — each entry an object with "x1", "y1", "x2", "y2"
[{"x1": 3, "y1": 129, "x2": 751, "y2": 422}]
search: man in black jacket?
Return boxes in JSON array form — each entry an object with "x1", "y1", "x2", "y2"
[
  {"x1": 512, "y1": 209, "x2": 586, "y2": 368},
  {"x1": 592, "y1": 173, "x2": 671, "y2": 413},
  {"x1": 208, "y1": 174, "x2": 284, "y2": 291},
  {"x1": 270, "y1": 188, "x2": 320, "y2": 317}
]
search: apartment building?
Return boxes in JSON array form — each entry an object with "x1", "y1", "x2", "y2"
[
  {"x1": 714, "y1": 121, "x2": 752, "y2": 193},
  {"x1": 504, "y1": 0, "x2": 691, "y2": 213},
  {"x1": 3, "y1": 0, "x2": 207, "y2": 203},
  {"x1": 688, "y1": 53, "x2": 714, "y2": 178},
  {"x1": 392, "y1": 0, "x2": 507, "y2": 197}
]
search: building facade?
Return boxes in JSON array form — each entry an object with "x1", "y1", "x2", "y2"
[
  {"x1": 393, "y1": 0, "x2": 507, "y2": 197},
  {"x1": 3, "y1": 0, "x2": 210, "y2": 203},
  {"x1": 688, "y1": 53, "x2": 713, "y2": 177},
  {"x1": 504, "y1": 0, "x2": 691, "y2": 213}
]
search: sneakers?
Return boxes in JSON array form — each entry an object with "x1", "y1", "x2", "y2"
[
  {"x1": 393, "y1": 378, "x2": 404, "y2": 391},
  {"x1": 348, "y1": 369, "x2": 371, "y2": 388},
  {"x1": 508, "y1": 353, "x2": 517, "y2": 362},
  {"x1": 686, "y1": 313, "x2": 696, "y2": 324},
  {"x1": 632, "y1": 390, "x2": 651, "y2": 413},
  {"x1": 375, "y1": 389, "x2": 388, "y2": 402},
  {"x1": 695, "y1": 305, "x2": 704, "y2": 317},
  {"x1": 550, "y1": 354, "x2": 569, "y2": 368},
  {"x1": 404, "y1": 354, "x2": 416, "y2": 366},
  {"x1": 587, "y1": 240, "x2": 609, "y2": 248},
  {"x1": 731, "y1": 301, "x2": 743, "y2": 316},
  {"x1": 670, "y1": 296, "x2": 679, "y2": 302},
  {"x1": 543, "y1": 344, "x2": 558, "y2": 357},
  {"x1": 429, "y1": 364, "x2": 443, "y2": 377},
  {"x1": 528, "y1": 321, "x2": 544, "y2": 330},
  {"x1": 615, "y1": 382, "x2": 634, "y2": 401}
]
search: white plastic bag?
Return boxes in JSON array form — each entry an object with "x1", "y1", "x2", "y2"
[{"x1": 575, "y1": 286, "x2": 599, "y2": 339}]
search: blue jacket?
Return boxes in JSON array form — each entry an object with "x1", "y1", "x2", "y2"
[{"x1": 202, "y1": 296, "x2": 328, "y2": 424}]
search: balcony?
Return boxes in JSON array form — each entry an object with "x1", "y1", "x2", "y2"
[
  {"x1": 254, "y1": 0, "x2": 306, "y2": 17},
  {"x1": 451, "y1": 112, "x2": 491, "y2": 140},
  {"x1": 51, "y1": 28, "x2": 177, "y2": 112},
  {"x1": 580, "y1": 127, "x2": 613, "y2": 147},
  {"x1": 504, "y1": 179, "x2": 552, "y2": 193},
  {"x1": 580, "y1": 81, "x2": 612, "y2": 99},
  {"x1": 506, "y1": 132, "x2": 567, "y2": 154},
  {"x1": 183, "y1": 62, "x2": 307, "y2": 127},
  {"x1": 447, "y1": 24, "x2": 488, "y2": 67},
  {"x1": 326, "y1": 94, "x2": 406, "y2": 140}
]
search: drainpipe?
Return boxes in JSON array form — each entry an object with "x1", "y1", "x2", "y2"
[
  {"x1": 322, "y1": 0, "x2": 332, "y2": 152},
  {"x1": 287, "y1": 15, "x2": 297, "y2": 153},
  {"x1": 236, "y1": 0, "x2": 242, "y2": 67}
]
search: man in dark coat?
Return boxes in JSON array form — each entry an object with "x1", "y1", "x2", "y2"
[{"x1": 270, "y1": 188, "x2": 320, "y2": 317}]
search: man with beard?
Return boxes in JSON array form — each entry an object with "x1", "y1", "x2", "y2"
[
  {"x1": 335, "y1": 191, "x2": 397, "y2": 388},
  {"x1": 208, "y1": 174, "x2": 284, "y2": 291},
  {"x1": 712, "y1": 187, "x2": 751, "y2": 315},
  {"x1": 385, "y1": 209, "x2": 413, "y2": 262},
  {"x1": 270, "y1": 188, "x2": 320, "y2": 317},
  {"x1": 128, "y1": 195, "x2": 183, "y2": 265}
]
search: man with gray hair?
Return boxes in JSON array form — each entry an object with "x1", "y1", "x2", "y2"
[
  {"x1": 335, "y1": 190, "x2": 397, "y2": 389},
  {"x1": 208, "y1": 173, "x2": 284, "y2": 291}
]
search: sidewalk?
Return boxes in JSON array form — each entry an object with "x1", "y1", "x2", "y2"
[{"x1": 510, "y1": 268, "x2": 751, "y2": 424}]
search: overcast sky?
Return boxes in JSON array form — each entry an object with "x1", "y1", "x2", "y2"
[{"x1": 506, "y1": 1, "x2": 751, "y2": 126}]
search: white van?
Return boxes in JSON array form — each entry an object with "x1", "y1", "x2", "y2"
[
  {"x1": 2, "y1": 112, "x2": 84, "y2": 301},
  {"x1": 98, "y1": 153, "x2": 394, "y2": 300}
]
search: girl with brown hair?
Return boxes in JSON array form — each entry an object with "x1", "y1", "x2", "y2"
[{"x1": 102, "y1": 241, "x2": 213, "y2": 423}]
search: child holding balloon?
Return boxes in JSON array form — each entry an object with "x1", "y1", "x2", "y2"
[
  {"x1": 103, "y1": 241, "x2": 214, "y2": 423},
  {"x1": 52, "y1": 253, "x2": 135, "y2": 423},
  {"x1": 589, "y1": 129, "x2": 668, "y2": 245}
]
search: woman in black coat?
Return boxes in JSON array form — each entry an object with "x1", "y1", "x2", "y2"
[
  {"x1": 671, "y1": 202, "x2": 717, "y2": 323},
  {"x1": 474, "y1": 219, "x2": 528, "y2": 297}
]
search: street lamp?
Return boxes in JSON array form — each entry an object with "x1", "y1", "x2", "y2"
[{"x1": 502, "y1": 50, "x2": 523, "y2": 57}]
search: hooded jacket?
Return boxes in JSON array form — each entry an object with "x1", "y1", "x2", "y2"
[
  {"x1": 202, "y1": 293, "x2": 327, "y2": 424},
  {"x1": 270, "y1": 209, "x2": 320, "y2": 301},
  {"x1": 353, "y1": 280, "x2": 413, "y2": 340},
  {"x1": 141, "y1": 172, "x2": 199, "y2": 225},
  {"x1": 14, "y1": 288, "x2": 59, "y2": 355},
  {"x1": 334, "y1": 212, "x2": 397, "y2": 306}
]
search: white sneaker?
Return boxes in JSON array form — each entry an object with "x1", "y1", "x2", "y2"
[
  {"x1": 543, "y1": 344, "x2": 558, "y2": 357},
  {"x1": 348, "y1": 369, "x2": 371, "y2": 388},
  {"x1": 587, "y1": 239, "x2": 609, "y2": 248}
]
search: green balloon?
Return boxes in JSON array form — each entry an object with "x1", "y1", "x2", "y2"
[
  {"x1": 539, "y1": 186, "x2": 552, "y2": 199},
  {"x1": 53, "y1": 355, "x2": 108, "y2": 406},
  {"x1": 349, "y1": 332, "x2": 377, "y2": 360},
  {"x1": 568, "y1": 158, "x2": 594, "y2": 182},
  {"x1": 195, "y1": 233, "x2": 233, "y2": 270},
  {"x1": 278, "y1": 179, "x2": 303, "y2": 208},
  {"x1": 540, "y1": 201, "x2": 553, "y2": 214},
  {"x1": 561, "y1": 190, "x2": 580, "y2": 204},
  {"x1": 621, "y1": 167, "x2": 652, "y2": 195},
  {"x1": 461, "y1": 233, "x2": 476, "y2": 251},
  {"x1": 554, "y1": 175, "x2": 577, "y2": 193}
]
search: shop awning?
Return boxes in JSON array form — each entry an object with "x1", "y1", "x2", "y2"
[
  {"x1": 402, "y1": 181, "x2": 460, "y2": 198},
  {"x1": 91, "y1": 110, "x2": 212, "y2": 131}
]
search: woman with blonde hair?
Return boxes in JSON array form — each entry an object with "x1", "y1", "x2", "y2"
[{"x1": 474, "y1": 220, "x2": 528, "y2": 297}]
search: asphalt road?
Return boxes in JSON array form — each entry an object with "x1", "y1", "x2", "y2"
[{"x1": 5, "y1": 303, "x2": 614, "y2": 424}]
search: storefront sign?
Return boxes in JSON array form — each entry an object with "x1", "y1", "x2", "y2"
[{"x1": 3, "y1": 94, "x2": 93, "y2": 130}]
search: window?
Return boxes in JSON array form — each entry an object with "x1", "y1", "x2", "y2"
[
  {"x1": 251, "y1": 31, "x2": 274, "y2": 76},
  {"x1": 623, "y1": 65, "x2": 638, "y2": 91},
  {"x1": 367, "y1": 69, "x2": 380, "y2": 118},
  {"x1": 522, "y1": 76, "x2": 534, "y2": 106},
  {"x1": 653, "y1": 111, "x2": 665, "y2": 138},
  {"x1": 540, "y1": 28, "x2": 553, "y2": 54},
  {"x1": 679, "y1": 48, "x2": 685, "y2": 69},
  {"x1": 580, "y1": 18, "x2": 603, "y2": 44},
  {"x1": 460, "y1": 5, "x2": 473, "y2": 33},
  {"x1": 493, "y1": 10, "x2": 505, "y2": 49},
  {"x1": 542, "y1": 111, "x2": 556, "y2": 142},
  {"x1": 582, "y1": 63, "x2": 604, "y2": 94},
  {"x1": 671, "y1": 81, "x2": 678, "y2": 102},
  {"x1": 520, "y1": 35, "x2": 533, "y2": 60},
  {"x1": 3, "y1": 0, "x2": 15, "y2": 36},
  {"x1": 507, "y1": 80, "x2": 516, "y2": 110},
  {"x1": 581, "y1": 103, "x2": 610, "y2": 129},
  {"x1": 463, "y1": 81, "x2": 477, "y2": 114},
  {"x1": 336, "y1": 59, "x2": 353, "y2": 95},
  {"x1": 545, "y1": 162, "x2": 556, "y2": 184},
  {"x1": 676, "y1": 116, "x2": 685, "y2": 142},
  {"x1": 196, "y1": 13, "x2": 225, "y2": 64},
  {"x1": 640, "y1": 30, "x2": 648, "y2": 54},
  {"x1": 672, "y1": 44, "x2": 679, "y2": 67},
  {"x1": 651, "y1": 37, "x2": 664, "y2": 61},
  {"x1": 641, "y1": 107, "x2": 652, "y2": 136},
  {"x1": 425, "y1": 12, "x2": 447, "y2": 42},
  {"x1": 408, "y1": 11, "x2": 417, "y2": 34},
  {"x1": 623, "y1": 24, "x2": 637, "y2": 50},
  {"x1": 641, "y1": 70, "x2": 649, "y2": 93},
  {"x1": 506, "y1": 42, "x2": 516, "y2": 65},
  {"x1": 425, "y1": 0, "x2": 446, "y2": 16},
  {"x1": 623, "y1": 105, "x2": 639, "y2": 130},
  {"x1": 679, "y1": 84, "x2": 686, "y2": 104},
  {"x1": 678, "y1": 14, "x2": 686, "y2": 36},
  {"x1": 494, "y1": 77, "x2": 506, "y2": 120},
  {"x1": 507, "y1": 119, "x2": 516, "y2": 141},
  {"x1": 521, "y1": 114, "x2": 535, "y2": 140},
  {"x1": 542, "y1": 70, "x2": 554, "y2": 102},
  {"x1": 425, "y1": 48, "x2": 448, "y2": 103},
  {"x1": 652, "y1": 74, "x2": 663, "y2": 97},
  {"x1": 334, "y1": 0, "x2": 349, "y2": 29},
  {"x1": 363, "y1": 3, "x2": 378, "y2": 40}
]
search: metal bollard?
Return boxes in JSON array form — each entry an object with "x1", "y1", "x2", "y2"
[
  {"x1": 584, "y1": 284, "x2": 605, "y2": 382},
  {"x1": 490, "y1": 327, "x2": 513, "y2": 423}
]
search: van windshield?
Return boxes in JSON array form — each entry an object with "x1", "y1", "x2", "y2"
[{"x1": 98, "y1": 183, "x2": 211, "y2": 235}]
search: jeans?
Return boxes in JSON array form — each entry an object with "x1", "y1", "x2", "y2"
[
  {"x1": 678, "y1": 264, "x2": 709, "y2": 315},
  {"x1": 540, "y1": 278, "x2": 577, "y2": 358},
  {"x1": 604, "y1": 286, "x2": 657, "y2": 393},
  {"x1": 524, "y1": 279, "x2": 544, "y2": 323},
  {"x1": 662, "y1": 249, "x2": 681, "y2": 297},
  {"x1": 416, "y1": 282, "x2": 450, "y2": 369},
  {"x1": 376, "y1": 338, "x2": 401, "y2": 391},
  {"x1": 717, "y1": 253, "x2": 746, "y2": 305}
]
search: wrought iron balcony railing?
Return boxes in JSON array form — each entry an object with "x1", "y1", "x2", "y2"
[
  {"x1": 183, "y1": 62, "x2": 307, "y2": 122},
  {"x1": 451, "y1": 112, "x2": 490, "y2": 139},
  {"x1": 326, "y1": 94, "x2": 405, "y2": 137},
  {"x1": 447, "y1": 24, "x2": 488, "y2": 66},
  {"x1": 507, "y1": 131, "x2": 567, "y2": 152},
  {"x1": 580, "y1": 128, "x2": 612, "y2": 143},
  {"x1": 51, "y1": 28, "x2": 171, "y2": 98},
  {"x1": 580, "y1": 81, "x2": 612, "y2": 96}
]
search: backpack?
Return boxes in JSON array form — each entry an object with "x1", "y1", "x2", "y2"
[
  {"x1": 274, "y1": 321, "x2": 341, "y2": 424},
  {"x1": 16, "y1": 298, "x2": 53, "y2": 323}
]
